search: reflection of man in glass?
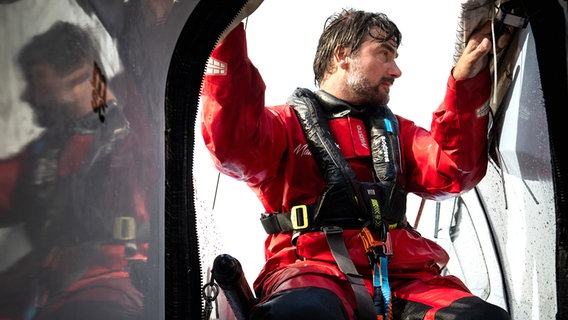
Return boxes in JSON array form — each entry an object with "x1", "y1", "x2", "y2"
[{"x1": 0, "y1": 21, "x2": 148, "y2": 320}]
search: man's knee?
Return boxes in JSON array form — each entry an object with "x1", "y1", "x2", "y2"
[
  {"x1": 393, "y1": 295, "x2": 510, "y2": 320},
  {"x1": 249, "y1": 287, "x2": 349, "y2": 320},
  {"x1": 436, "y1": 296, "x2": 510, "y2": 320}
]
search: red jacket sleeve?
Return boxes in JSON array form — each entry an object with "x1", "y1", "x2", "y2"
[
  {"x1": 0, "y1": 152, "x2": 25, "y2": 214},
  {"x1": 200, "y1": 23, "x2": 288, "y2": 185},
  {"x1": 401, "y1": 68, "x2": 491, "y2": 200}
]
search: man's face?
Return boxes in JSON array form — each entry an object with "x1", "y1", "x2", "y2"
[
  {"x1": 345, "y1": 28, "x2": 401, "y2": 106},
  {"x1": 21, "y1": 62, "x2": 91, "y2": 128}
]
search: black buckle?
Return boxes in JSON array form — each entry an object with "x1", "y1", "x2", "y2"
[{"x1": 322, "y1": 225, "x2": 343, "y2": 236}]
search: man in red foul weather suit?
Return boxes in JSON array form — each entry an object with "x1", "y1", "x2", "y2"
[
  {"x1": 0, "y1": 21, "x2": 149, "y2": 320},
  {"x1": 201, "y1": 6, "x2": 511, "y2": 320}
]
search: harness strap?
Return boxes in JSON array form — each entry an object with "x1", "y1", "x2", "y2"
[
  {"x1": 260, "y1": 205, "x2": 403, "y2": 235},
  {"x1": 322, "y1": 226, "x2": 376, "y2": 320},
  {"x1": 260, "y1": 204, "x2": 317, "y2": 234},
  {"x1": 260, "y1": 211, "x2": 294, "y2": 234}
]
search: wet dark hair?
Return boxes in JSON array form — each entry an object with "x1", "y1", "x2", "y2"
[
  {"x1": 313, "y1": 8, "x2": 402, "y2": 87},
  {"x1": 17, "y1": 21, "x2": 97, "y2": 78}
]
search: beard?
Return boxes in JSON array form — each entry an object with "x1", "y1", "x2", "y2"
[
  {"x1": 31, "y1": 102, "x2": 72, "y2": 128},
  {"x1": 346, "y1": 58, "x2": 390, "y2": 106}
]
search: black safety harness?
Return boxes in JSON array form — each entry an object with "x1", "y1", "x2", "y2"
[{"x1": 260, "y1": 88, "x2": 408, "y2": 319}]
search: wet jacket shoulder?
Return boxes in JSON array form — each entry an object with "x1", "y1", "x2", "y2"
[
  {"x1": 201, "y1": 24, "x2": 305, "y2": 204},
  {"x1": 398, "y1": 67, "x2": 491, "y2": 199}
]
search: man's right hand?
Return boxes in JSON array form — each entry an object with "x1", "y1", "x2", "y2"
[
  {"x1": 452, "y1": 20, "x2": 512, "y2": 80},
  {"x1": 217, "y1": 0, "x2": 264, "y2": 44}
]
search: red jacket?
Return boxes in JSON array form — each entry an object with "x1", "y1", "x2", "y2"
[
  {"x1": 0, "y1": 104, "x2": 148, "y2": 319},
  {"x1": 201, "y1": 23, "x2": 491, "y2": 295}
]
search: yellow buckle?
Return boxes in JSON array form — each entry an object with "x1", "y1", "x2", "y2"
[
  {"x1": 290, "y1": 205, "x2": 309, "y2": 230},
  {"x1": 114, "y1": 217, "x2": 136, "y2": 240}
]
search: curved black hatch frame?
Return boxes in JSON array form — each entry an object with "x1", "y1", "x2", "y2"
[{"x1": 165, "y1": 0, "x2": 246, "y2": 319}]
